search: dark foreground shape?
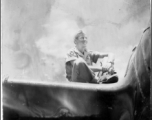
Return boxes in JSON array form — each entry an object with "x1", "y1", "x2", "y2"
[
  {"x1": 101, "y1": 74, "x2": 119, "y2": 83},
  {"x1": 2, "y1": 24, "x2": 151, "y2": 120}
]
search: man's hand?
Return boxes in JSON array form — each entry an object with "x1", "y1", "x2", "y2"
[{"x1": 108, "y1": 67, "x2": 115, "y2": 75}]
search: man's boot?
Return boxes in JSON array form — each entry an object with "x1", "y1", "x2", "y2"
[{"x1": 98, "y1": 70, "x2": 118, "y2": 84}]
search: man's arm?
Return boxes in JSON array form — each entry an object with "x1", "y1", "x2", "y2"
[
  {"x1": 98, "y1": 53, "x2": 108, "y2": 58},
  {"x1": 91, "y1": 51, "x2": 115, "y2": 64},
  {"x1": 99, "y1": 53, "x2": 114, "y2": 61},
  {"x1": 70, "y1": 60, "x2": 103, "y2": 72},
  {"x1": 98, "y1": 53, "x2": 115, "y2": 65},
  {"x1": 88, "y1": 66, "x2": 102, "y2": 72}
]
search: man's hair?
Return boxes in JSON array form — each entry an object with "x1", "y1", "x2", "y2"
[{"x1": 74, "y1": 30, "x2": 85, "y2": 44}]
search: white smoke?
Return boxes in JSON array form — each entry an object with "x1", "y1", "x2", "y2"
[{"x1": 2, "y1": 0, "x2": 150, "y2": 81}]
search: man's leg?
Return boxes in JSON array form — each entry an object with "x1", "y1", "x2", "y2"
[{"x1": 72, "y1": 58, "x2": 97, "y2": 83}]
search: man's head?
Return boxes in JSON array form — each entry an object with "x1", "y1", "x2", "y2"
[{"x1": 74, "y1": 30, "x2": 88, "y2": 53}]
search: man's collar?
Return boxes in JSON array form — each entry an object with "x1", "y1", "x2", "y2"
[{"x1": 74, "y1": 47, "x2": 84, "y2": 57}]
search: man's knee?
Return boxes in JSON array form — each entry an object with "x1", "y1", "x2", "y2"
[{"x1": 74, "y1": 58, "x2": 86, "y2": 66}]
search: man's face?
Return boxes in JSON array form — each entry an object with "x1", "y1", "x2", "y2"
[{"x1": 75, "y1": 34, "x2": 88, "y2": 53}]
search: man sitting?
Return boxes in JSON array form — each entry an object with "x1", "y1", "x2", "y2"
[{"x1": 65, "y1": 30, "x2": 118, "y2": 83}]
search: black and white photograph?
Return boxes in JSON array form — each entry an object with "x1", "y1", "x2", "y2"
[{"x1": 1, "y1": 0, "x2": 151, "y2": 120}]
